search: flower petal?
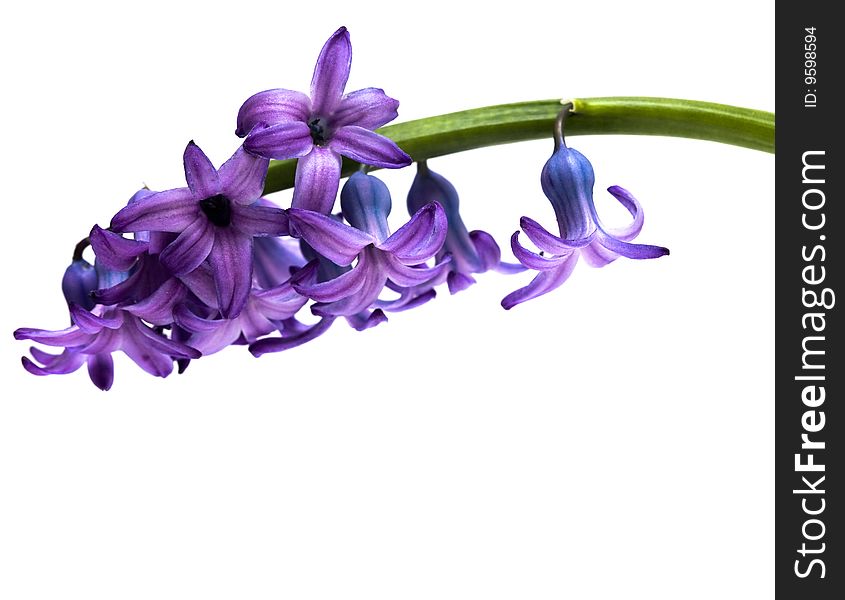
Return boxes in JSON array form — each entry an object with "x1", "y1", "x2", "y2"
[
  {"x1": 520, "y1": 216, "x2": 594, "y2": 254},
  {"x1": 345, "y1": 309, "x2": 388, "y2": 331},
  {"x1": 596, "y1": 231, "x2": 670, "y2": 260},
  {"x1": 383, "y1": 254, "x2": 450, "y2": 287},
  {"x1": 311, "y1": 256, "x2": 386, "y2": 317},
  {"x1": 287, "y1": 208, "x2": 374, "y2": 266},
  {"x1": 120, "y1": 326, "x2": 175, "y2": 378},
  {"x1": 377, "y1": 202, "x2": 447, "y2": 264},
  {"x1": 234, "y1": 204, "x2": 289, "y2": 237},
  {"x1": 218, "y1": 146, "x2": 270, "y2": 205},
  {"x1": 510, "y1": 231, "x2": 573, "y2": 271},
  {"x1": 123, "y1": 277, "x2": 187, "y2": 326},
  {"x1": 468, "y1": 230, "x2": 501, "y2": 272},
  {"x1": 14, "y1": 325, "x2": 92, "y2": 348},
  {"x1": 235, "y1": 89, "x2": 311, "y2": 137},
  {"x1": 89, "y1": 225, "x2": 149, "y2": 271},
  {"x1": 183, "y1": 141, "x2": 220, "y2": 198},
  {"x1": 110, "y1": 188, "x2": 198, "y2": 233},
  {"x1": 159, "y1": 218, "x2": 215, "y2": 276},
  {"x1": 333, "y1": 87, "x2": 400, "y2": 129},
  {"x1": 173, "y1": 304, "x2": 224, "y2": 333},
  {"x1": 311, "y1": 26, "x2": 351, "y2": 116},
  {"x1": 22, "y1": 350, "x2": 86, "y2": 376},
  {"x1": 243, "y1": 121, "x2": 314, "y2": 160},
  {"x1": 501, "y1": 253, "x2": 580, "y2": 310},
  {"x1": 126, "y1": 316, "x2": 201, "y2": 360},
  {"x1": 249, "y1": 316, "x2": 336, "y2": 357},
  {"x1": 252, "y1": 282, "x2": 308, "y2": 320},
  {"x1": 87, "y1": 353, "x2": 114, "y2": 391},
  {"x1": 580, "y1": 240, "x2": 620, "y2": 268},
  {"x1": 603, "y1": 185, "x2": 645, "y2": 241},
  {"x1": 331, "y1": 126, "x2": 411, "y2": 168},
  {"x1": 70, "y1": 304, "x2": 124, "y2": 333},
  {"x1": 291, "y1": 146, "x2": 343, "y2": 214},
  {"x1": 208, "y1": 228, "x2": 253, "y2": 318},
  {"x1": 292, "y1": 259, "x2": 367, "y2": 303},
  {"x1": 447, "y1": 271, "x2": 476, "y2": 294},
  {"x1": 178, "y1": 264, "x2": 219, "y2": 308}
]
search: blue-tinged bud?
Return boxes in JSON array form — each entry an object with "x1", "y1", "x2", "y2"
[
  {"x1": 408, "y1": 162, "x2": 483, "y2": 274},
  {"x1": 540, "y1": 146, "x2": 597, "y2": 240},
  {"x1": 61, "y1": 258, "x2": 98, "y2": 311},
  {"x1": 340, "y1": 172, "x2": 392, "y2": 242}
]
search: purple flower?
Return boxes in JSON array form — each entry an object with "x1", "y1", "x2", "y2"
[
  {"x1": 502, "y1": 137, "x2": 669, "y2": 310},
  {"x1": 173, "y1": 277, "x2": 308, "y2": 356},
  {"x1": 407, "y1": 162, "x2": 524, "y2": 296},
  {"x1": 237, "y1": 26, "x2": 411, "y2": 214},
  {"x1": 288, "y1": 172, "x2": 448, "y2": 318},
  {"x1": 15, "y1": 305, "x2": 200, "y2": 390},
  {"x1": 110, "y1": 142, "x2": 288, "y2": 318}
]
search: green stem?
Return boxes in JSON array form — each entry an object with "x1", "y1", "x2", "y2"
[{"x1": 264, "y1": 97, "x2": 774, "y2": 195}]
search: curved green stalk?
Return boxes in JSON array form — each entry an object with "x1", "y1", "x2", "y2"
[{"x1": 263, "y1": 97, "x2": 774, "y2": 195}]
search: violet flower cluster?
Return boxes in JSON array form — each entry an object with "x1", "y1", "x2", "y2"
[{"x1": 14, "y1": 27, "x2": 669, "y2": 390}]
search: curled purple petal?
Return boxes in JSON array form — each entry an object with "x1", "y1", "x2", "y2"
[
  {"x1": 520, "y1": 216, "x2": 593, "y2": 254},
  {"x1": 310, "y1": 26, "x2": 351, "y2": 116},
  {"x1": 596, "y1": 231, "x2": 670, "y2": 260},
  {"x1": 510, "y1": 231, "x2": 573, "y2": 271},
  {"x1": 383, "y1": 254, "x2": 450, "y2": 287},
  {"x1": 292, "y1": 258, "x2": 367, "y2": 303},
  {"x1": 604, "y1": 185, "x2": 645, "y2": 241},
  {"x1": 70, "y1": 304, "x2": 124, "y2": 333},
  {"x1": 159, "y1": 218, "x2": 215, "y2": 276},
  {"x1": 333, "y1": 87, "x2": 400, "y2": 129},
  {"x1": 243, "y1": 121, "x2": 314, "y2": 161},
  {"x1": 236, "y1": 88, "x2": 311, "y2": 137},
  {"x1": 249, "y1": 316, "x2": 336, "y2": 357},
  {"x1": 89, "y1": 226, "x2": 149, "y2": 271},
  {"x1": 123, "y1": 277, "x2": 187, "y2": 326},
  {"x1": 110, "y1": 188, "x2": 198, "y2": 233},
  {"x1": 14, "y1": 325, "x2": 92, "y2": 348},
  {"x1": 218, "y1": 146, "x2": 270, "y2": 205},
  {"x1": 287, "y1": 208, "x2": 374, "y2": 266},
  {"x1": 183, "y1": 141, "x2": 220, "y2": 198},
  {"x1": 291, "y1": 146, "x2": 342, "y2": 214},
  {"x1": 501, "y1": 253, "x2": 580, "y2": 310},
  {"x1": 331, "y1": 126, "x2": 411, "y2": 168},
  {"x1": 22, "y1": 349, "x2": 86, "y2": 376},
  {"x1": 208, "y1": 228, "x2": 253, "y2": 318},
  {"x1": 377, "y1": 202, "x2": 447, "y2": 264}
]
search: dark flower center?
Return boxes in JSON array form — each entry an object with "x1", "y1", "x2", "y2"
[
  {"x1": 200, "y1": 194, "x2": 232, "y2": 227},
  {"x1": 309, "y1": 117, "x2": 329, "y2": 146}
]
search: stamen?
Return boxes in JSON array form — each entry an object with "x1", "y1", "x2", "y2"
[
  {"x1": 200, "y1": 194, "x2": 232, "y2": 227},
  {"x1": 309, "y1": 118, "x2": 328, "y2": 146}
]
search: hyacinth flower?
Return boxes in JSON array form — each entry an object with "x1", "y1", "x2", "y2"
[
  {"x1": 172, "y1": 268, "x2": 309, "y2": 356},
  {"x1": 15, "y1": 256, "x2": 200, "y2": 390},
  {"x1": 287, "y1": 172, "x2": 448, "y2": 318},
  {"x1": 237, "y1": 26, "x2": 411, "y2": 214},
  {"x1": 110, "y1": 142, "x2": 288, "y2": 318},
  {"x1": 502, "y1": 108, "x2": 669, "y2": 310},
  {"x1": 405, "y1": 161, "x2": 525, "y2": 296}
]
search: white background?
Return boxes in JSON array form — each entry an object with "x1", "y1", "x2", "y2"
[{"x1": 0, "y1": 1, "x2": 774, "y2": 598}]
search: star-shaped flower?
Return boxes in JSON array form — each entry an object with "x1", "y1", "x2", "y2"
[
  {"x1": 236, "y1": 26, "x2": 411, "y2": 214},
  {"x1": 110, "y1": 142, "x2": 288, "y2": 318}
]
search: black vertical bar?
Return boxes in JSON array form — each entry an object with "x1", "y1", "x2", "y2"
[{"x1": 776, "y1": 4, "x2": 843, "y2": 599}]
